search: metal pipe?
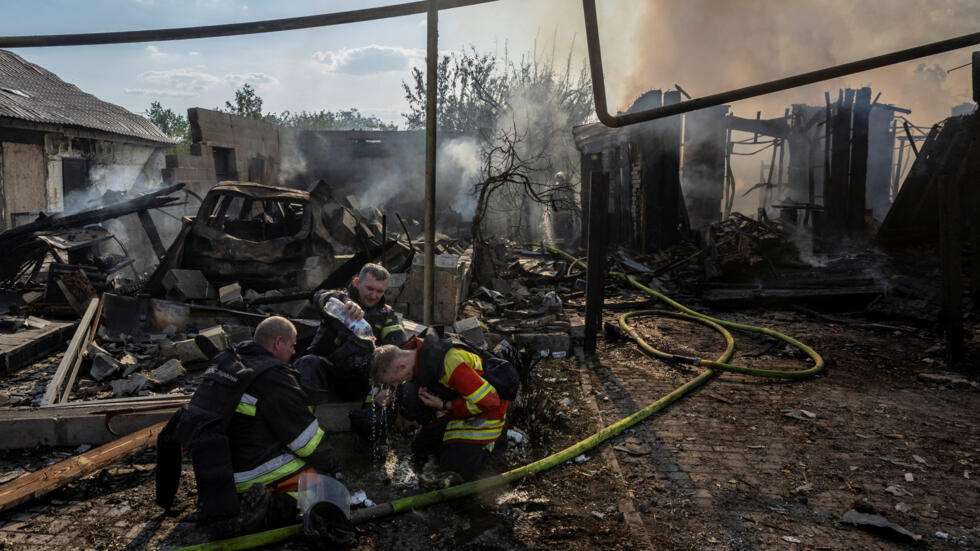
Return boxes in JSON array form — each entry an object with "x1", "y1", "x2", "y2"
[
  {"x1": 582, "y1": 0, "x2": 980, "y2": 128},
  {"x1": 0, "y1": 0, "x2": 494, "y2": 48},
  {"x1": 422, "y1": 0, "x2": 438, "y2": 326}
]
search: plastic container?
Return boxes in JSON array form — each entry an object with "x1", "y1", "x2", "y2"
[
  {"x1": 323, "y1": 297, "x2": 375, "y2": 340},
  {"x1": 298, "y1": 472, "x2": 354, "y2": 548},
  {"x1": 297, "y1": 471, "x2": 350, "y2": 520}
]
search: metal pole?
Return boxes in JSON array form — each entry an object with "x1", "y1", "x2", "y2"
[
  {"x1": 422, "y1": 0, "x2": 438, "y2": 326},
  {"x1": 0, "y1": 0, "x2": 495, "y2": 48},
  {"x1": 581, "y1": 0, "x2": 980, "y2": 128}
]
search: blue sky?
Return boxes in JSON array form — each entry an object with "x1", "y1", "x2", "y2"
[
  {"x1": 4, "y1": 1, "x2": 979, "y2": 130},
  {"x1": 2, "y1": 0, "x2": 586, "y2": 126}
]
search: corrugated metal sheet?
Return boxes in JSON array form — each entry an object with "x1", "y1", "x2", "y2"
[{"x1": 0, "y1": 49, "x2": 173, "y2": 144}]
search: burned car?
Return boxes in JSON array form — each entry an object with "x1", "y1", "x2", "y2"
[{"x1": 148, "y1": 181, "x2": 369, "y2": 292}]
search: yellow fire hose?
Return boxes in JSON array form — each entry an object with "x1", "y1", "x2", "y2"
[{"x1": 179, "y1": 246, "x2": 823, "y2": 551}]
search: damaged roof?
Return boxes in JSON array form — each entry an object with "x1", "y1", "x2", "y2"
[
  {"x1": 211, "y1": 182, "x2": 310, "y2": 201},
  {"x1": 0, "y1": 49, "x2": 174, "y2": 144}
]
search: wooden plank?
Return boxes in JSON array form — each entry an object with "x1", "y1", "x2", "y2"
[
  {"x1": 41, "y1": 297, "x2": 98, "y2": 405},
  {"x1": 58, "y1": 297, "x2": 102, "y2": 403},
  {"x1": 0, "y1": 320, "x2": 75, "y2": 374},
  {"x1": 0, "y1": 400, "x2": 357, "y2": 449},
  {"x1": 0, "y1": 421, "x2": 165, "y2": 514}
]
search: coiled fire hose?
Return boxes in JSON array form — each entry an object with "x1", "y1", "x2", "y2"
[{"x1": 180, "y1": 246, "x2": 824, "y2": 551}]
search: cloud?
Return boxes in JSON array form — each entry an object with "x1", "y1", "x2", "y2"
[
  {"x1": 137, "y1": 67, "x2": 222, "y2": 92},
  {"x1": 311, "y1": 45, "x2": 423, "y2": 75},
  {"x1": 124, "y1": 88, "x2": 197, "y2": 98},
  {"x1": 224, "y1": 72, "x2": 280, "y2": 86},
  {"x1": 145, "y1": 45, "x2": 168, "y2": 58}
]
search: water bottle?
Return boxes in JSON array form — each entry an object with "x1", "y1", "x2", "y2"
[
  {"x1": 323, "y1": 297, "x2": 348, "y2": 321},
  {"x1": 324, "y1": 297, "x2": 375, "y2": 340},
  {"x1": 350, "y1": 318, "x2": 374, "y2": 340}
]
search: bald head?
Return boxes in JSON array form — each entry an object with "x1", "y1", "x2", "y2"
[{"x1": 254, "y1": 316, "x2": 297, "y2": 362}]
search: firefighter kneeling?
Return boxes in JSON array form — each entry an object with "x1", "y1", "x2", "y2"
[
  {"x1": 157, "y1": 316, "x2": 349, "y2": 542},
  {"x1": 370, "y1": 330, "x2": 520, "y2": 483}
]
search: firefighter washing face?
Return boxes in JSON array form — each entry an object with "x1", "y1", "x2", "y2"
[
  {"x1": 370, "y1": 330, "x2": 518, "y2": 481},
  {"x1": 296, "y1": 263, "x2": 408, "y2": 403}
]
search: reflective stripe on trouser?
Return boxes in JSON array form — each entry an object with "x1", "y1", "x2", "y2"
[
  {"x1": 287, "y1": 419, "x2": 325, "y2": 458},
  {"x1": 234, "y1": 452, "x2": 306, "y2": 492},
  {"x1": 443, "y1": 416, "x2": 505, "y2": 444}
]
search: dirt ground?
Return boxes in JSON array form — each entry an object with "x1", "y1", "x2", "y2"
[{"x1": 1, "y1": 303, "x2": 978, "y2": 550}]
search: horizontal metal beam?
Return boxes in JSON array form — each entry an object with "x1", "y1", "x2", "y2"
[
  {"x1": 582, "y1": 0, "x2": 980, "y2": 128},
  {"x1": 0, "y1": 0, "x2": 495, "y2": 48}
]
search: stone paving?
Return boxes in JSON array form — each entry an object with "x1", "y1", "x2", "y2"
[
  {"x1": 1, "y1": 308, "x2": 977, "y2": 550},
  {"x1": 591, "y1": 309, "x2": 979, "y2": 550}
]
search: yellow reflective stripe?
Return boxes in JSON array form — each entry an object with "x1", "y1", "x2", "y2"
[
  {"x1": 234, "y1": 457, "x2": 306, "y2": 492},
  {"x1": 287, "y1": 420, "x2": 320, "y2": 453},
  {"x1": 464, "y1": 400, "x2": 482, "y2": 415},
  {"x1": 443, "y1": 428, "x2": 504, "y2": 441},
  {"x1": 380, "y1": 324, "x2": 403, "y2": 339},
  {"x1": 235, "y1": 403, "x2": 256, "y2": 416},
  {"x1": 447, "y1": 418, "x2": 505, "y2": 429},
  {"x1": 440, "y1": 348, "x2": 483, "y2": 386},
  {"x1": 444, "y1": 418, "x2": 505, "y2": 441},
  {"x1": 444, "y1": 425, "x2": 503, "y2": 435},
  {"x1": 294, "y1": 428, "x2": 325, "y2": 458},
  {"x1": 464, "y1": 381, "x2": 493, "y2": 403}
]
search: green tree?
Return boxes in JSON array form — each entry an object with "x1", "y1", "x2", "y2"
[
  {"x1": 144, "y1": 101, "x2": 190, "y2": 153},
  {"x1": 268, "y1": 108, "x2": 397, "y2": 130},
  {"x1": 223, "y1": 83, "x2": 264, "y2": 119}
]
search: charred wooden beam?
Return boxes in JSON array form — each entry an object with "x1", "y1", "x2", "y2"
[
  {"x1": 137, "y1": 209, "x2": 167, "y2": 260},
  {"x1": 584, "y1": 171, "x2": 610, "y2": 355},
  {"x1": 0, "y1": 422, "x2": 166, "y2": 514},
  {"x1": 848, "y1": 87, "x2": 872, "y2": 232},
  {"x1": 826, "y1": 90, "x2": 854, "y2": 235},
  {"x1": 939, "y1": 141, "x2": 970, "y2": 365},
  {"x1": 725, "y1": 115, "x2": 791, "y2": 139}
]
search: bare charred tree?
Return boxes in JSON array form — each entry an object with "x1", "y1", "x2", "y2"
[
  {"x1": 402, "y1": 41, "x2": 592, "y2": 281},
  {"x1": 470, "y1": 124, "x2": 578, "y2": 282}
]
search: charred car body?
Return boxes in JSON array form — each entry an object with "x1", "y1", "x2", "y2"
[{"x1": 148, "y1": 181, "x2": 392, "y2": 293}]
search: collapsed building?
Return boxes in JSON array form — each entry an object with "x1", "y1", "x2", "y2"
[
  {"x1": 573, "y1": 86, "x2": 909, "y2": 254},
  {"x1": 0, "y1": 24, "x2": 979, "y2": 550},
  {"x1": 0, "y1": 49, "x2": 174, "y2": 229}
]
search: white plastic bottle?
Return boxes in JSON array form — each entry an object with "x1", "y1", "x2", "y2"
[{"x1": 324, "y1": 297, "x2": 375, "y2": 340}]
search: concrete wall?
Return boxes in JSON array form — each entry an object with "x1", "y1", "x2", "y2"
[
  {"x1": 44, "y1": 135, "x2": 166, "y2": 213},
  {"x1": 164, "y1": 108, "x2": 282, "y2": 202}
]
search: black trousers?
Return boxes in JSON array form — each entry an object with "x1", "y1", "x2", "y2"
[{"x1": 410, "y1": 417, "x2": 493, "y2": 481}]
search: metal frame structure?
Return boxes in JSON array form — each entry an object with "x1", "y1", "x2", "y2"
[{"x1": 582, "y1": 0, "x2": 980, "y2": 127}]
